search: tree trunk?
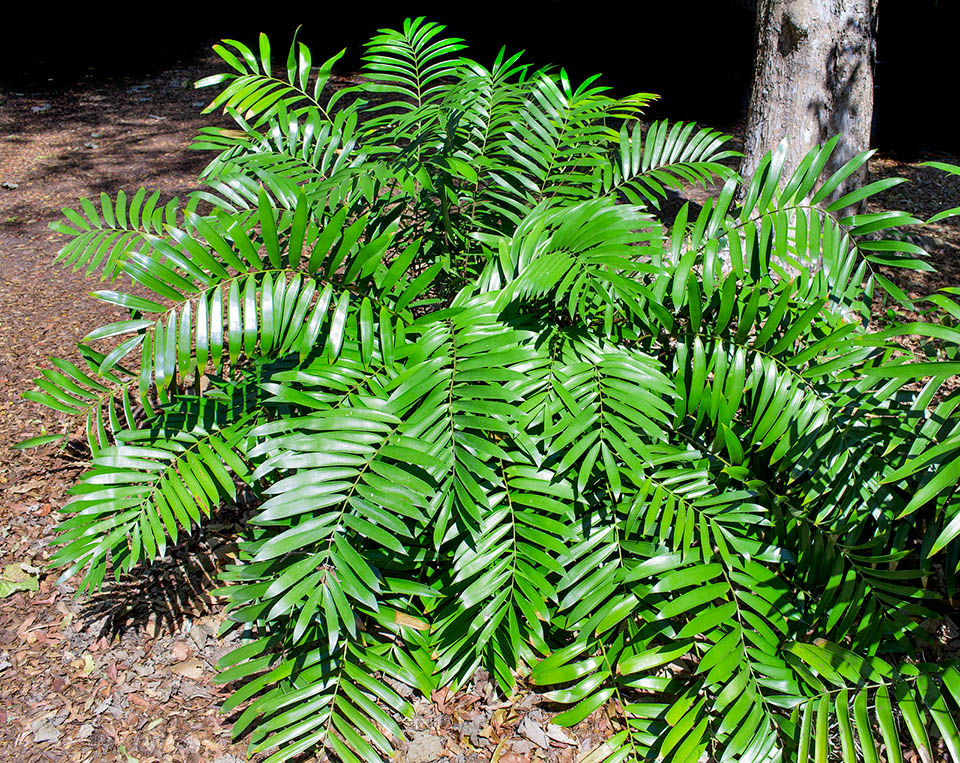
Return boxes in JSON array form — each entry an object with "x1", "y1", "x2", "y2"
[{"x1": 740, "y1": 0, "x2": 878, "y2": 201}]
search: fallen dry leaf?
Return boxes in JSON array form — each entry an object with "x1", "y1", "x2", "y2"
[
  {"x1": 33, "y1": 723, "x2": 61, "y2": 743},
  {"x1": 128, "y1": 693, "x2": 150, "y2": 709},
  {"x1": 16, "y1": 613, "x2": 37, "y2": 634},
  {"x1": 10, "y1": 478, "x2": 45, "y2": 494},
  {"x1": 576, "y1": 740, "x2": 618, "y2": 763},
  {"x1": 170, "y1": 657, "x2": 205, "y2": 680},
  {"x1": 518, "y1": 716, "x2": 549, "y2": 750},
  {"x1": 144, "y1": 718, "x2": 164, "y2": 732},
  {"x1": 0, "y1": 561, "x2": 40, "y2": 598},
  {"x1": 170, "y1": 640, "x2": 191, "y2": 662},
  {"x1": 489, "y1": 739, "x2": 509, "y2": 763},
  {"x1": 547, "y1": 723, "x2": 576, "y2": 746},
  {"x1": 432, "y1": 686, "x2": 452, "y2": 713}
]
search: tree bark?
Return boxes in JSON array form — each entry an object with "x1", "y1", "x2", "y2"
[{"x1": 740, "y1": 0, "x2": 878, "y2": 200}]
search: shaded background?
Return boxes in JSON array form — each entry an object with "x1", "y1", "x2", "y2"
[{"x1": 2, "y1": 1, "x2": 954, "y2": 155}]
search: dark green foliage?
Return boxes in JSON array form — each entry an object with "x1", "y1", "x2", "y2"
[{"x1": 21, "y1": 18, "x2": 960, "y2": 762}]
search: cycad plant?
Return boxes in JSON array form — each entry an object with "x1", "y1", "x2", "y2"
[{"x1": 20, "y1": 18, "x2": 960, "y2": 762}]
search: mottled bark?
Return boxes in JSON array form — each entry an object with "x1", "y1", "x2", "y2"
[{"x1": 741, "y1": 0, "x2": 878, "y2": 201}]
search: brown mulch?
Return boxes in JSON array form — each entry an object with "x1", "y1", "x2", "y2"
[
  {"x1": 0, "y1": 48, "x2": 254, "y2": 763},
  {"x1": 1, "y1": 44, "x2": 958, "y2": 763}
]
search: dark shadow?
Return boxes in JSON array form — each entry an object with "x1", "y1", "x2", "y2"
[
  {"x1": 76, "y1": 498, "x2": 250, "y2": 640},
  {"x1": 659, "y1": 189, "x2": 706, "y2": 230},
  {"x1": 69, "y1": 369, "x2": 274, "y2": 640},
  {"x1": 805, "y1": 15, "x2": 872, "y2": 191}
]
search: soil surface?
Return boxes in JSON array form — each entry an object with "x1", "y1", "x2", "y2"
[{"x1": 1, "y1": 45, "x2": 958, "y2": 763}]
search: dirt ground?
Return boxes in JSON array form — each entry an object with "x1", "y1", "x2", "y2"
[{"x1": 0, "y1": 44, "x2": 958, "y2": 763}]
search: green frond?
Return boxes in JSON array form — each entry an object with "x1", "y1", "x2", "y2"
[
  {"x1": 50, "y1": 189, "x2": 186, "y2": 280},
  {"x1": 197, "y1": 31, "x2": 345, "y2": 127},
  {"x1": 361, "y1": 17, "x2": 467, "y2": 115},
  {"x1": 50, "y1": 392, "x2": 257, "y2": 593},
  {"x1": 194, "y1": 104, "x2": 366, "y2": 211},
  {"x1": 920, "y1": 161, "x2": 960, "y2": 223},
  {"x1": 605, "y1": 119, "x2": 739, "y2": 206}
]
